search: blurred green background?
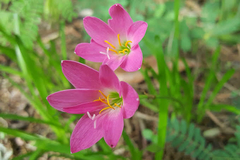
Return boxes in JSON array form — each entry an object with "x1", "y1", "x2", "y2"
[{"x1": 0, "y1": 0, "x2": 240, "y2": 159}]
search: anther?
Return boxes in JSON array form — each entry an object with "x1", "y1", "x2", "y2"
[
  {"x1": 99, "y1": 90, "x2": 107, "y2": 98},
  {"x1": 118, "y1": 34, "x2": 122, "y2": 46},
  {"x1": 99, "y1": 106, "x2": 112, "y2": 114},
  {"x1": 104, "y1": 40, "x2": 115, "y2": 49},
  {"x1": 107, "y1": 95, "x2": 115, "y2": 109},
  {"x1": 114, "y1": 103, "x2": 121, "y2": 108},
  {"x1": 119, "y1": 49, "x2": 129, "y2": 54},
  {"x1": 125, "y1": 41, "x2": 132, "y2": 47},
  {"x1": 109, "y1": 48, "x2": 118, "y2": 54}
]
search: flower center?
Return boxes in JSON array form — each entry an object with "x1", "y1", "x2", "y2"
[
  {"x1": 94, "y1": 90, "x2": 123, "y2": 114},
  {"x1": 104, "y1": 34, "x2": 132, "y2": 55}
]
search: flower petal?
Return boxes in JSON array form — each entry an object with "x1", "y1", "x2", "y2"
[
  {"x1": 75, "y1": 40, "x2": 106, "y2": 62},
  {"x1": 61, "y1": 60, "x2": 101, "y2": 89},
  {"x1": 103, "y1": 108, "x2": 124, "y2": 148},
  {"x1": 102, "y1": 54, "x2": 126, "y2": 71},
  {"x1": 127, "y1": 21, "x2": 148, "y2": 46},
  {"x1": 99, "y1": 64, "x2": 120, "y2": 91},
  {"x1": 63, "y1": 101, "x2": 105, "y2": 114},
  {"x1": 108, "y1": 4, "x2": 133, "y2": 37},
  {"x1": 70, "y1": 114, "x2": 105, "y2": 153},
  {"x1": 83, "y1": 16, "x2": 118, "y2": 47},
  {"x1": 47, "y1": 89, "x2": 100, "y2": 111},
  {"x1": 120, "y1": 45, "x2": 143, "y2": 72},
  {"x1": 120, "y1": 81, "x2": 139, "y2": 119}
]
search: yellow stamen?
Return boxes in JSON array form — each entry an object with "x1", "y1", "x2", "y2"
[
  {"x1": 109, "y1": 48, "x2": 118, "y2": 54},
  {"x1": 114, "y1": 103, "x2": 121, "y2": 108},
  {"x1": 104, "y1": 40, "x2": 115, "y2": 49},
  {"x1": 125, "y1": 41, "x2": 132, "y2": 47},
  {"x1": 98, "y1": 90, "x2": 107, "y2": 99},
  {"x1": 94, "y1": 97, "x2": 108, "y2": 104},
  {"x1": 99, "y1": 107, "x2": 112, "y2": 114},
  {"x1": 93, "y1": 90, "x2": 122, "y2": 114},
  {"x1": 117, "y1": 34, "x2": 122, "y2": 46},
  {"x1": 119, "y1": 49, "x2": 129, "y2": 54},
  {"x1": 98, "y1": 98, "x2": 108, "y2": 104},
  {"x1": 107, "y1": 95, "x2": 115, "y2": 109}
]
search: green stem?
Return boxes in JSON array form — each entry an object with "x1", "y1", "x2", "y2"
[
  {"x1": 139, "y1": 94, "x2": 184, "y2": 108},
  {"x1": 154, "y1": 42, "x2": 169, "y2": 160},
  {"x1": 122, "y1": 130, "x2": 142, "y2": 160},
  {"x1": 60, "y1": 21, "x2": 67, "y2": 60}
]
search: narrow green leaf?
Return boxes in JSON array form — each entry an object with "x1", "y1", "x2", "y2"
[
  {"x1": 3, "y1": 74, "x2": 50, "y2": 120},
  {"x1": 60, "y1": 21, "x2": 67, "y2": 60},
  {"x1": 140, "y1": 68, "x2": 157, "y2": 95},
  {"x1": 0, "y1": 127, "x2": 41, "y2": 141},
  {"x1": 154, "y1": 41, "x2": 169, "y2": 160},
  {"x1": 209, "y1": 104, "x2": 240, "y2": 114},
  {"x1": 79, "y1": 57, "x2": 86, "y2": 64},
  {"x1": 12, "y1": 152, "x2": 35, "y2": 160},
  {"x1": 140, "y1": 99, "x2": 159, "y2": 112},
  {"x1": 0, "y1": 113, "x2": 61, "y2": 128},
  {"x1": 0, "y1": 65, "x2": 23, "y2": 77},
  {"x1": 29, "y1": 149, "x2": 43, "y2": 160},
  {"x1": 205, "y1": 69, "x2": 235, "y2": 108},
  {"x1": 122, "y1": 130, "x2": 142, "y2": 160},
  {"x1": 197, "y1": 47, "x2": 221, "y2": 120},
  {"x1": 0, "y1": 45, "x2": 17, "y2": 62}
]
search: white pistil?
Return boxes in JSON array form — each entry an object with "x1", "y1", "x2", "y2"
[
  {"x1": 100, "y1": 47, "x2": 110, "y2": 59},
  {"x1": 87, "y1": 112, "x2": 97, "y2": 129},
  {"x1": 87, "y1": 111, "x2": 92, "y2": 119},
  {"x1": 92, "y1": 114, "x2": 96, "y2": 120},
  {"x1": 94, "y1": 120, "x2": 97, "y2": 129}
]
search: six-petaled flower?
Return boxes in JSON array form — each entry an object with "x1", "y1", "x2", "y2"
[
  {"x1": 75, "y1": 4, "x2": 148, "y2": 72},
  {"x1": 47, "y1": 60, "x2": 139, "y2": 153}
]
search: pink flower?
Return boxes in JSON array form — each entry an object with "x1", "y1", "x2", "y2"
[
  {"x1": 75, "y1": 4, "x2": 148, "y2": 72},
  {"x1": 47, "y1": 60, "x2": 139, "y2": 153}
]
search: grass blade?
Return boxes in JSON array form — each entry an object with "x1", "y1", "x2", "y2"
[
  {"x1": 205, "y1": 69, "x2": 235, "y2": 108},
  {"x1": 0, "y1": 65, "x2": 23, "y2": 77},
  {"x1": 122, "y1": 130, "x2": 142, "y2": 160},
  {"x1": 197, "y1": 47, "x2": 221, "y2": 120},
  {"x1": 60, "y1": 21, "x2": 67, "y2": 60},
  {"x1": 0, "y1": 127, "x2": 41, "y2": 141},
  {"x1": 0, "y1": 113, "x2": 61, "y2": 128}
]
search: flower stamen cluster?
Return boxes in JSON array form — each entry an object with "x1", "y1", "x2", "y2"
[
  {"x1": 94, "y1": 90, "x2": 122, "y2": 114},
  {"x1": 104, "y1": 34, "x2": 132, "y2": 55}
]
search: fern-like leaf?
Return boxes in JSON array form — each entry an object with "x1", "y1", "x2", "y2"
[
  {"x1": 8, "y1": 0, "x2": 44, "y2": 48},
  {"x1": 167, "y1": 118, "x2": 213, "y2": 160}
]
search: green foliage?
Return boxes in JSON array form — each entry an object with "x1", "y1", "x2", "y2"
[
  {"x1": 197, "y1": 47, "x2": 236, "y2": 121},
  {"x1": 0, "y1": 0, "x2": 44, "y2": 48},
  {"x1": 141, "y1": 44, "x2": 237, "y2": 123},
  {"x1": 143, "y1": 118, "x2": 240, "y2": 160},
  {"x1": 44, "y1": 0, "x2": 77, "y2": 22},
  {"x1": 167, "y1": 118, "x2": 213, "y2": 160},
  {"x1": 0, "y1": 0, "x2": 77, "y2": 48}
]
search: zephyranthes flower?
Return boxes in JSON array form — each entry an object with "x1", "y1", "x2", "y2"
[
  {"x1": 75, "y1": 4, "x2": 148, "y2": 72},
  {"x1": 47, "y1": 60, "x2": 139, "y2": 152}
]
